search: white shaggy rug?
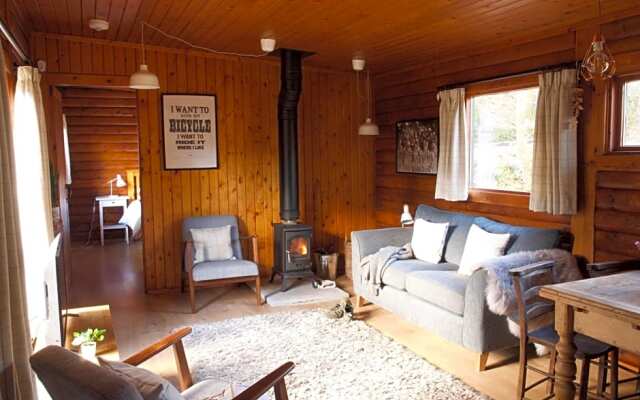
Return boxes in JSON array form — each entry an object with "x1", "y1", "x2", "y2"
[
  {"x1": 248, "y1": 281, "x2": 349, "y2": 306},
  {"x1": 183, "y1": 310, "x2": 489, "y2": 400}
]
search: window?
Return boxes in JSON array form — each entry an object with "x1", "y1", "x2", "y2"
[
  {"x1": 608, "y1": 74, "x2": 640, "y2": 152},
  {"x1": 468, "y1": 84, "x2": 539, "y2": 193},
  {"x1": 621, "y1": 78, "x2": 640, "y2": 146}
]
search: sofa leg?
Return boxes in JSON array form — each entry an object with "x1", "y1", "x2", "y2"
[{"x1": 478, "y1": 352, "x2": 490, "y2": 372}]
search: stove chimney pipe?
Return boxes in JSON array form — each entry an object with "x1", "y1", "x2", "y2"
[{"x1": 278, "y1": 49, "x2": 303, "y2": 223}]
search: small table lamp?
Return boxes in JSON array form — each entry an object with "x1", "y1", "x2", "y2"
[
  {"x1": 401, "y1": 204, "x2": 413, "y2": 227},
  {"x1": 107, "y1": 174, "x2": 127, "y2": 197}
]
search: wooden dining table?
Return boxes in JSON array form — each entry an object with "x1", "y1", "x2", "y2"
[{"x1": 539, "y1": 271, "x2": 640, "y2": 399}]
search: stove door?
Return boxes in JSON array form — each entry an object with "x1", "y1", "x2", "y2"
[{"x1": 285, "y1": 231, "x2": 311, "y2": 271}]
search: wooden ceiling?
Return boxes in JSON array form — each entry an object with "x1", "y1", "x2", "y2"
[{"x1": 18, "y1": 0, "x2": 640, "y2": 72}]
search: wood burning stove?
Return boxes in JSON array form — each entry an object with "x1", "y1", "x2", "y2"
[
  {"x1": 269, "y1": 48, "x2": 315, "y2": 291},
  {"x1": 272, "y1": 223, "x2": 313, "y2": 290}
]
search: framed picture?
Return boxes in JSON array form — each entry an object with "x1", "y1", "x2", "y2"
[
  {"x1": 396, "y1": 118, "x2": 439, "y2": 175},
  {"x1": 162, "y1": 94, "x2": 218, "y2": 170}
]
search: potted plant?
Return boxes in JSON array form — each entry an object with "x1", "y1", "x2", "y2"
[{"x1": 72, "y1": 328, "x2": 106, "y2": 358}]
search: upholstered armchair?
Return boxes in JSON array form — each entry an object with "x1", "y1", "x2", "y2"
[
  {"x1": 182, "y1": 216, "x2": 262, "y2": 313},
  {"x1": 31, "y1": 327, "x2": 294, "y2": 400}
]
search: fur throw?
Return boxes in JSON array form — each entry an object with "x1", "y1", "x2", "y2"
[
  {"x1": 478, "y1": 249, "x2": 582, "y2": 354},
  {"x1": 480, "y1": 248, "x2": 582, "y2": 316}
]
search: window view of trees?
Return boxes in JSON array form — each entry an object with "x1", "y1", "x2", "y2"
[
  {"x1": 622, "y1": 79, "x2": 640, "y2": 146},
  {"x1": 470, "y1": 87, "x2": 538, "y2": 193}
]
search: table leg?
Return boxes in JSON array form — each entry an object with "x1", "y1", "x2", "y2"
[
  {"x1": 554, "y1": 302, "x2": 577, "y2": 399},
  {"x1": 99, "y1": 203, "x2": 105, "y2": 246}
]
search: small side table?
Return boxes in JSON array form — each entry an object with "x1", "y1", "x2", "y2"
[{"x1": 91, "y1": 195, "x2": 129, "y2": 246}]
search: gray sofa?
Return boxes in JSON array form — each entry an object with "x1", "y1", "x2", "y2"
[{"x1": 351, "y1": 204, "x2": 571, "y2": 371}]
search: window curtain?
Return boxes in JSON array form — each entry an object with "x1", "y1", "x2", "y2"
[
  {"x1": 529, "y1": 69, "x2": 577, "y2": 215},
  {"x1": 435, "y1": 88, "x2": 469, "y2": 201},
  {"x1": 0, "y1": 52, "x2": 36, "y2": 399},
  {"x1": 13, "y1": 67, "x2": 54, "y2": 338}
]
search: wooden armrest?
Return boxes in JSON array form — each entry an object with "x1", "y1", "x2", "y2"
[
  {"x1": 509, "y1": 260, "x2": 555, "y2": 277},
  {"x1": 184, "y1": 241, "x2": 194, "y2": 272},
  {"x1": 233, "y1": 362, "x2": 295, "y2": 400},
  {"x1": 123, "y1": 327, "x2": 192, "y2": 366},
  {"x1": 239, "y1": 235, "x2": 260, "y2": 265}
]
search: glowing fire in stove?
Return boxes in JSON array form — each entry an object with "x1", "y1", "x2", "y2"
[{"x1": 289, "y1": 237, "x2": 309, "y2": 256}]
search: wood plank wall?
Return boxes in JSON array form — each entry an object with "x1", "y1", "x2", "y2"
[
  {"x1": 594, "y1": 171, "x2": 640, "y2": 261},
  {"x1": 34, "y1": 33, "x2": 375, "y2": 292},
  {"x1": 61, "y1": 87, "x2": 140, "y2": 242},
  {"x1": 373, "y1": 14, "x2": 640, "y2": 261}
]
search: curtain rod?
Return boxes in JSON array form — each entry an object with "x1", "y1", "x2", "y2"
[
  {"x1": 0, "y1": 20, "x2": 30, "y2": 65},
  {"x1": 437, "y1": 61, "x2": 579, "y2": 92}
]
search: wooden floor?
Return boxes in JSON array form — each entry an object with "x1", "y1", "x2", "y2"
[{"x1": 68, "y1": 241, "x2": 636, "y2": 399}]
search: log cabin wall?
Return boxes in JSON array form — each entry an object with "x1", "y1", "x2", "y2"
[
  {"x1": 373, "y1": 14, "x2": 640, "y2": 262},
  {"x1": 583, "y1": 16, "x2": 640, "y2": 261},
  {"x1": 60, "y1": 87, "x2": 140, "y2": 242},
  {"x1": 33, "y1": 32, "x2": 375, "y2": 292}
]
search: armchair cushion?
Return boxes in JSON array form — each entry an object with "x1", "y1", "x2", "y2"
[
  {"x1": 30, "y1": 345, "x2": 144, "y2": 400},
  {"x1": 192, "y1": 259, "x2": 258, "y2": 282},
  {"x1": 190, "y1": 225, "x2": 234, "y2": 263},
  {"x1": 183, "y1": 216, "x2": 243, "y2": 259},
  {"x1": 99, "y1": 358, "x2": 183, "y2": 400}
]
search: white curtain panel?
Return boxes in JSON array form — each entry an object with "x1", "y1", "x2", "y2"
[
  {"x1": 435, "y1": 88, "x2": 469, "y2": 201},
  {"x1": 13, "y1": 67, "x2": 55, "y2": 341},
  {"x1": 529, "y1": 69, "x2": 577, "y2": 215},
  {"x1": 0, "y1": 52, "x2": 37, "y2": 399}
]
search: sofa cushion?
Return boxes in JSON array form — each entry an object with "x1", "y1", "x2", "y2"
[
  {"x1": 415, "y1": 205, "x2": 476, "y2": 265},
  {"x1": 411, "y1": 219, "x2": 450, "y2": 263},
  {"x1": 192, "y1": 259, "x2": 258, "y2": 281},
  {"x1": 458, "y1": 224, "x2": 511, "y2": 276},
  {"x1": 381, "y1": 260, "x2": 458, "y2": 290},
  {"x1": 405, "y1": 271, "x2": 469, "y2": 315},
  {"x1": 474, "y1": 216, "x2": 562, "y2": 254}
]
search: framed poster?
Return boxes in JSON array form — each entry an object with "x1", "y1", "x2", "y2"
[
  {"x1": 396, "y1": 118, "x2": 439, "y2": 175},
  {"x1": 162, "y1": 94, "x2": 218, "y2": 170}
]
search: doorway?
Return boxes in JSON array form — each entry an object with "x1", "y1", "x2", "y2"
[{"x1": 54, "y1": 85, "x2": 144, "y2": 308}]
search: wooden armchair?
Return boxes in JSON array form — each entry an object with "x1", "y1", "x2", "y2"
[
  {"x1": 182, "y1": 216, "x2": 262, "y2": 313},
  {"x1": 31, "y1": 326, "x2": 294, "y2": 400}
]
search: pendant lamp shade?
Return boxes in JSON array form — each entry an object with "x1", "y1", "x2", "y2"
[
  {"x1": 358, "y1": 118, "x2": 380, "y2": 136},
  {"x1": 129, "y1": 64, "x2": 160, "y2": 90},
  {"x1": 355, "y1": 67, "x2": 379, "y2": 136}
]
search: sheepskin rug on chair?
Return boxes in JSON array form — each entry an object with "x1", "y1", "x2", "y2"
[{"x1": 183, "y1": 310, "x2": 489, "y2": 400}]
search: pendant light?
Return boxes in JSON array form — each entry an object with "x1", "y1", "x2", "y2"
[
  {"x1": 354, "y1": 57, "x2": 379, "y2": 136},
  {"x1": 580, "y1": 0, "x2": 616, "y2": 81},
  {"x1": 129, "y1": 22, "x2": 160, "y2": 90}
]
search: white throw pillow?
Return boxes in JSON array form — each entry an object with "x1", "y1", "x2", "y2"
[
  {"x1": 458, "y1": 224, "x2": 511, "y2": 276},
  {"x1": 411, "y1": 218, "x2": 450, "y2": 264},
  {"x1": 190, "y1": 225, "x2": 234, "y2": 263}
]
